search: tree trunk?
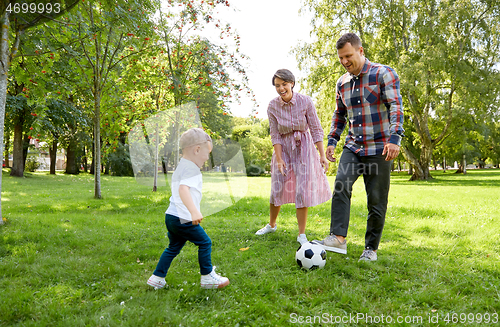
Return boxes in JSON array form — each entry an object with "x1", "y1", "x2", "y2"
[
  {"x1": 0, "y1": 12, "x2": 9, "y2": 224},
  {"x1": 49, "y1": 139, "x2": 57, "y2": 174},
  {"x1": 82, "y1": 145, "x2": 88, "y2": 173},
  {"x1": 4, "y1": 132, "x2": 10, "y2": 168},
  {"x1": 402, "y1": 145, "x2": 433, "y2": 181},
  {"x1": 22, "y1": 133, "x2": 29, "y2": 169},
  {"x1": 65, "y1": 141, "x2": 79, "y2": 174},
  {"x1": 161, "y1": 156, "x2": 167, "y2": 174},
  {"x1": 94, "y1": 90, "x2": 102, "y2": 199},
  {"x1": 443, "y1": 157, "x2": 447, "y2": 173},
  {"x1": 90, "y1": 142, "x2": 95, "y2": 175},
  {"x1": 10, "y1": 124, "x2": 24, "y2": 177},
  {"x1": 462, "y1": 154, "x2": 467, "y2": 175}
]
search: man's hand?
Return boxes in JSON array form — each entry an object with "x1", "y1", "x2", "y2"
[
  {"x1": 326, "y1": 145, "x2": 336, "y2": 162},
  {"x1": 382, "y1": 143, "x2": 400, "y2": 161}
]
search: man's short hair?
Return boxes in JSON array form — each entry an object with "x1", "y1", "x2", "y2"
[
  {"x1": 272, "y1": 69, "x2": 295, "y2": 88},
  {"x1": 336, "y1": 33, "x2": 362, "y2": 50},
  {"x1": 179, "y1": 128, "x2": 212, "y2": 150}
]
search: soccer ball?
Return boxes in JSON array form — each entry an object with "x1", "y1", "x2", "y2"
[{"x1": 296, "y1": 242, "x2": 326, "y2": 270}]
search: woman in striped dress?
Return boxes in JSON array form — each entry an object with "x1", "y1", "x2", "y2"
[{"x1": 255, "y1": 69, "x2": 331, "y2": 244}]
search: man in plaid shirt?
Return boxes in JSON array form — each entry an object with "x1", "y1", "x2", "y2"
[{"x1": 318, "y1": 33, "x2": 404, "y2": 261}]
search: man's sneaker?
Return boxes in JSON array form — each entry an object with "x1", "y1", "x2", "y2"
[
  {"x1": 147, "y1": 274, "x2": 166, "y2": 290},
  {"x1": 297, "y1": 234, "x2": 308, "y2": 245},
  {"x1": 200, "y1": 267, "x2": 230, "y2": 289},
  {"x1": 359, "y1": 248, "x2": 377, "y2": 261},
  {"x1": 311, "y1": 234, "x2": 347, "y2": 254},
  {"x1": 255, "y1": 223, "x2": 277, "y2": 235}
]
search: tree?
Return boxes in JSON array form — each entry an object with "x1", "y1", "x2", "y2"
[
  {"x1": 1, "y1": 0, "x2": 79, "y2": 223},
  {"x1": 47, "y1": 0, "x2": 159, "y2": 198},
  {"x1": 122, "y1": 0, "x2": 254, "y2": 190},
  {"x1": 4, "y1": 93, "x2": 36, "y2": 176},
  {"x1": 40, "y1": 98, "x2": 90, "y2": 174},
  {"x1": 295, "y1": 0, "x2": 500, "y2": 180}
]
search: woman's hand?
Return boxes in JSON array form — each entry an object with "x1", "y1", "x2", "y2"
[
  {"x1": 277, "y1": 158, "x2": 287, "y2": 176},
  {"x1": 319, "y1": 156, "x2": 329, "y2": 173}
]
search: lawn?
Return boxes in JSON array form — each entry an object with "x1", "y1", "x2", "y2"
[{"x1": 1, "y1": 169, "x2": 499, "y2": 326}]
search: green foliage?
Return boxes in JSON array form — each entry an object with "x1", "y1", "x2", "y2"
[
  {"x1": 1, "y1": 170, "x2": 500, "y2": 325},
  {"x1": 23, "y1": 156, "x2": 40, "y2": 172},
  {"x1": 231, "y1": 124, "x2": 252, "y2": 141},
  {"x1": 245, "y1": 164, "x2": 264, "y2": 176},
  {"x1": 296, "y1": 0, "x2": 500, "y2": 180},
  {"x1": 231, "y1": 119, "x2": 273, "y2": 173},
  {"x1": 5, "y1": 94, "x2": 36, "y2": 131}
]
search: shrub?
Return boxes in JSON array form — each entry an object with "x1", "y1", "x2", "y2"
[
  {"x1": 246, "y1": 164, "x2": 264, "y2": 176},
  {"x1": 108, "y1": 143, "x2": 134, "y2": 176},
  {"x1": 24, "y1": 157, "x2": 40, "y2": 172}
]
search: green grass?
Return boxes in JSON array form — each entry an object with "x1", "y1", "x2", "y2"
[{"x1": 1, "y1": 169, "x2": 500, "y2": 326}]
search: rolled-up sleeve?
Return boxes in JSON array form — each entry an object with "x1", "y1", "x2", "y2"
[
  {"x1": 268, "y1": 105, "x2": 283, "y2": 146},
  {"x1": 305, "y1": 97, "x2": 324, "y2": 143},
  {"x1": 327, "y1": 80, "x2": 348, "y2": 147},
  {"x1": 380, "y1": 67, "x2": 404, "y2": 146}
]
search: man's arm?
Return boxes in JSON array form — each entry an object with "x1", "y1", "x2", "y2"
[
  {"x1": 326, "y1": 80, "x2": 348, "y2": 162},
  {"x1": 380, "y1": 67, "x2": 404, "y2": 146}
]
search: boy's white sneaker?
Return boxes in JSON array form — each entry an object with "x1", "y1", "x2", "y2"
[
  {"x1": 297, "y1": 234, "x2": 308, "y2": 245},
  {"x1": 255, "y1": 223, "x2": 277, "y2": 235},
  {"x1": 200, "y1": 267, "x2": 230, "y2": 289},
  {"x1": 147, "y1": 274, "x2": 166, "y2": 290}
]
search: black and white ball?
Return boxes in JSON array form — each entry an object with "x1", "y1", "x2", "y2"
[{"x1": 296, "y1": 242, "x2": 326, "y2": 270}]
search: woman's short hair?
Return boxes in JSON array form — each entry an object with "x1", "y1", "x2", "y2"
[
  {"x1": 336, "y1": 33, "x2": 362, "y2": 50},
  {"x1": 272, "y1": 69, "x2": 295, "y2": 88}
]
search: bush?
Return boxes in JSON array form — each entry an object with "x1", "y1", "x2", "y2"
[
  {"x1": 24, "y1": 157, "x2": 40, "y2": 172},
  {"x1": 246, "y1": 164, "x2": 264, "y2": 176},
  {"x1": 108, "y1": 143, "x2": 134, "y2": 176}
]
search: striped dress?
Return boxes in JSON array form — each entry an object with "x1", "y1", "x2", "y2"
[{"x1": 268, "y1": 92, "x2": 331, "y2": 208}]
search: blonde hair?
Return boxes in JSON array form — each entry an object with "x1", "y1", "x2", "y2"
[{"x1": 179, "y1": 128, "x2": 212, "y2": 149}]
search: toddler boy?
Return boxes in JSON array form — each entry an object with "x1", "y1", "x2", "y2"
[{"x1": 147, "y1": 128, "x2": 229, "y2": 289}]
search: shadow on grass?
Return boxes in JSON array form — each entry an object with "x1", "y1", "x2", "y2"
[{"x1": 390, "y1": 169, "x2": 500, "y2": 187}]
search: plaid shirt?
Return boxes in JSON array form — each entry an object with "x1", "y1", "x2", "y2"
[{"x1": 327, "y1": 58, "x2": 404, "y2": 156}]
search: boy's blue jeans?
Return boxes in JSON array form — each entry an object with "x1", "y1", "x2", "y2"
[{"x1": 153, "y1": 214, "x2": 213, "y2": 277}]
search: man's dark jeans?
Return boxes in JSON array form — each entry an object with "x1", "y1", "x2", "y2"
[{"x1": 330, "y1": 147, "x2": 392, "y2": 250}]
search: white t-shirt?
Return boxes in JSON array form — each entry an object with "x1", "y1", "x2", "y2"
[{"x1": 166, "y1": 158, "x2": 202, "y2": 222}]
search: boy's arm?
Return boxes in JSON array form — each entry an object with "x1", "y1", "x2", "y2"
[{"x1": 178, "y1": 185, "x2": 203, "y2": 225}]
